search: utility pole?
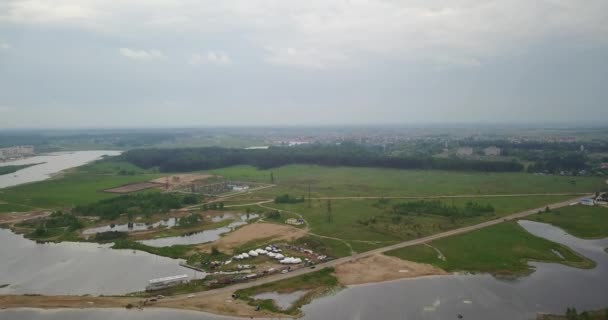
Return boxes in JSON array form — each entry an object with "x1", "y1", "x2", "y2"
[
  {"x1": 326, "y1": 199, "x2": 332, "y2": 223},
  {"x1": 270, "y1": 172, "x2": 275, "y2": 184},
  {"x1": 308, "y1": 184, "x2": 312, "y2": 208}
]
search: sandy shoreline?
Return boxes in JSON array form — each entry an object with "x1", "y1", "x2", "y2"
[{"x1": 0, "y1": 254, "x2": 446, "y2": 318}]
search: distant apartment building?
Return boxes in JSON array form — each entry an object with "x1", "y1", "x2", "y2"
[
  {"x1": 0, "y1": 145, "x2": 35, "y2": 160},
  {"x1": 456, "y1": 147, "x2": 473, "y2": 156},
  {"x1": 483, "y1": 146, "x2": 501, "y2": 156}
]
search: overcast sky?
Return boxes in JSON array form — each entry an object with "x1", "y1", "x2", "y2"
[{"x1": 1, "y1": 0, "x2": 607, "y2": 128}]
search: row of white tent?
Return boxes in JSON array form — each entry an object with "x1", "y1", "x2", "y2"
[{"x1": 232, "y1": 248, "x2": 301, "y2": 264}]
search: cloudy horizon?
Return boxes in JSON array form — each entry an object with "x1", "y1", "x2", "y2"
[{"x1": 1, "y1": 1, "x2": 607, "y2": 128}]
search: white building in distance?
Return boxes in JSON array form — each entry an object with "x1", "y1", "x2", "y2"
[
  {"x1": 483, "y1": 146, "x2": 501, "y2": 156},
  {"x1": 0, "y1": 145, "x2": 35, "y2": 160}
]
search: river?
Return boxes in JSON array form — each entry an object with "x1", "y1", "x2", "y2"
[
  {"x1": 0, "y1": 151, "x2": 121, "y2": 189},
  {"x1": 1, "y1": 220, "x2": 606, "y2": 319}
]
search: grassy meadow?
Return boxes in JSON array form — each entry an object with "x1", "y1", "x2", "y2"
[
  {"x1": 386, "y1": 222, "x2": 595, "y2": 275},
  {"x1": 259, "y1": 195, "x2": 576, "y2": 254},
  {"x1": 530, "y1": 205, "x2": 608, "y2": 239},
  {"x1": 0, "y1": 160, "x2": 164, "y2": 212},
  {"x1": 210, "y1": 165, "x2": 604, "y2": 199}
]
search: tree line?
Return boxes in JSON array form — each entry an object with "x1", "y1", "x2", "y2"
[
  {"x1": 72, "y1": 193, "x2": 200, "y2": 220},
  {"x1": 122, "y1": 144, "x2": 524, "y2": 173}
]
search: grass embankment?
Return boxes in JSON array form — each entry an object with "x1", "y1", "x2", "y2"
[
  {"x1": 530, "y1": 205, "x2": 608, "y2": 239},
  {"x1": 112, "y1": 239, "x2": 194, "y2": 260},
  {"x1": 386, "y1": 222, "x2": 595, "y2": 276},
  {"x1": 235, "y1": 267, "x2": 340, "y2": 315},
  {"x1": 209, "y1": 165, "x2": 603, "y2": 198},
  {"x1": 0, "y1": 163, "x2": 44, "y2": 175}
]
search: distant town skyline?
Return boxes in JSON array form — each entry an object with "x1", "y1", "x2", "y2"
[{"x1": 1, "y1": 1, "x2": 607, "y2": 128}]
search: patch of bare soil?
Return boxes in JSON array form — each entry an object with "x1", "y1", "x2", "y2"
[
  {"x1": 104, "y1": 182, "x2": 163, "y2": 194},
  {"x1": 155, "y1": 291, "x2": 288, "y2": 318},
  {"x1": 198, "y1": 223, "x2": 308, "y2": 254},
  {"x1": 334, "y1": 254, "x2": 447, "y2": 285},
  {"x1": 0, "y1": 295, "x2": 138, "y2": 309},
  {"x1": 0, "y1": 292, "x2": 288, "y2": 318},
  {"x1": 0, "y1": 211, "x2": 50, "y2": 225},
  {"x1": 150, "y1": 174, "x2": 216, "y2": 190}
]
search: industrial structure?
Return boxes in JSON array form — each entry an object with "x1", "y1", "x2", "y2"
[{"x1": 145, "y1": 274, "x2": 189, "y2": 291}]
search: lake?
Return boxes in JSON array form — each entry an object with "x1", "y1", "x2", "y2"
[
  {"x1": 0, "y1": 151, "x2": 121, "y2": 189},
  {"x1": 0, "y1": 229, "x2": 204, "y2": 295}
]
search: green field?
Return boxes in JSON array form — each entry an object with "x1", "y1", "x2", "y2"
[
  {"x1": 530, "y1": 205, "x2": 608, "y2": 239},
  {"x1": 209, "y1": 165, "x2": 604, "y2": 198},
  {"x1": 386, "y1": 222, "x2": 594, "y2": 275},
  {"x1": 260, "y1": 195, "x2": 575, "y2": 255},
  {"x1": 0, "y1": 162, "x2": 164, "y2": 211}
]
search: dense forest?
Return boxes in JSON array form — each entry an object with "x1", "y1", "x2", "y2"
[{"x1": 122, "y1": 144, "x2": 524, "y2": 173}]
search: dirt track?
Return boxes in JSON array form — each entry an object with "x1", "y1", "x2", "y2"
[
  {"x1": 198, "y1": 222, "x2": 308, "y2": 254},
  {"x1": 334, "y1": 254, "x2": 447, "y2": 285}
]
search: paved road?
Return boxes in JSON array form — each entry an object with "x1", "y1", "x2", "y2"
[{"x1": 161, "y1": 194, "x2": 590, "y2": 302}]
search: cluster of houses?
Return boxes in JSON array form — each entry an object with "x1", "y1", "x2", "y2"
[{"x1": 0, "y1": 145, "x2": 35, "y2": 160}]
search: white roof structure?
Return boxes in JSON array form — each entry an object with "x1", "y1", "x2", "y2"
[{"x1": 149, "y1": 274, "x2": 188, "y2": 284}]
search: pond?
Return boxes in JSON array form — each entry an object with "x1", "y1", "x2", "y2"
[
  {"x1": 138, "y1": 214, "x2": 259, "y2": 247},
  {"x1": 0, "y1": 151, "x2": 121, "y2": 189},
  {"x1": 0, "y1": 229, "x2": 204, "y2": 295}
]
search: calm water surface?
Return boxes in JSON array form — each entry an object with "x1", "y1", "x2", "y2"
[
  {"x1": 0, "y1": 151, "x2": 121, "y2": 189},
  {"x1": 0, "y1": 229, "x2": 204, "y2": 295},
  {"x1": 138, "y1": 214, "x2": 259, "y2": 247}
]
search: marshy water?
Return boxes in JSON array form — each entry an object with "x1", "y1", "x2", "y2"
[
  {"x1": 1, "y1": 220, "x2": 606, "y2": 320},
  {"x1": 138, "y1": 213, "x2": 259, "y2": 247},
  {"x1": 82, "y1": 218, "x2": 179, "y2": 235},
  {"x1": 0, "y1": 151, "x2": 121, "y2": 189},
  {"x1": 253, "y1": 290, "x2": 309, "y2": 310}
]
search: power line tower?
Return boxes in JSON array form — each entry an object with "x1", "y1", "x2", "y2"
[
  {"x1": 308, "y1": 184, "x2": 312, "y2": 208},
  {"x1": 326, "y1": 199, "x2": 332, "y2": 223}
]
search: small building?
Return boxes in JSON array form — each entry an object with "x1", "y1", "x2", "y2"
[
  {"x1": 285, "y1": 218, "x2": 304, "y2": 226},
  {"x1": 146, "y1": 274, "x2": 189, "y2": 291},
  {"x1": 580, "y1": 198, "x2": 595, "y2": 206},
  {"x1": 483, "y1": 146, "x2": 501, "y2": 156},
  {"x1": 456, "y1": 147, "x2": 473, "y2": 156}
]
